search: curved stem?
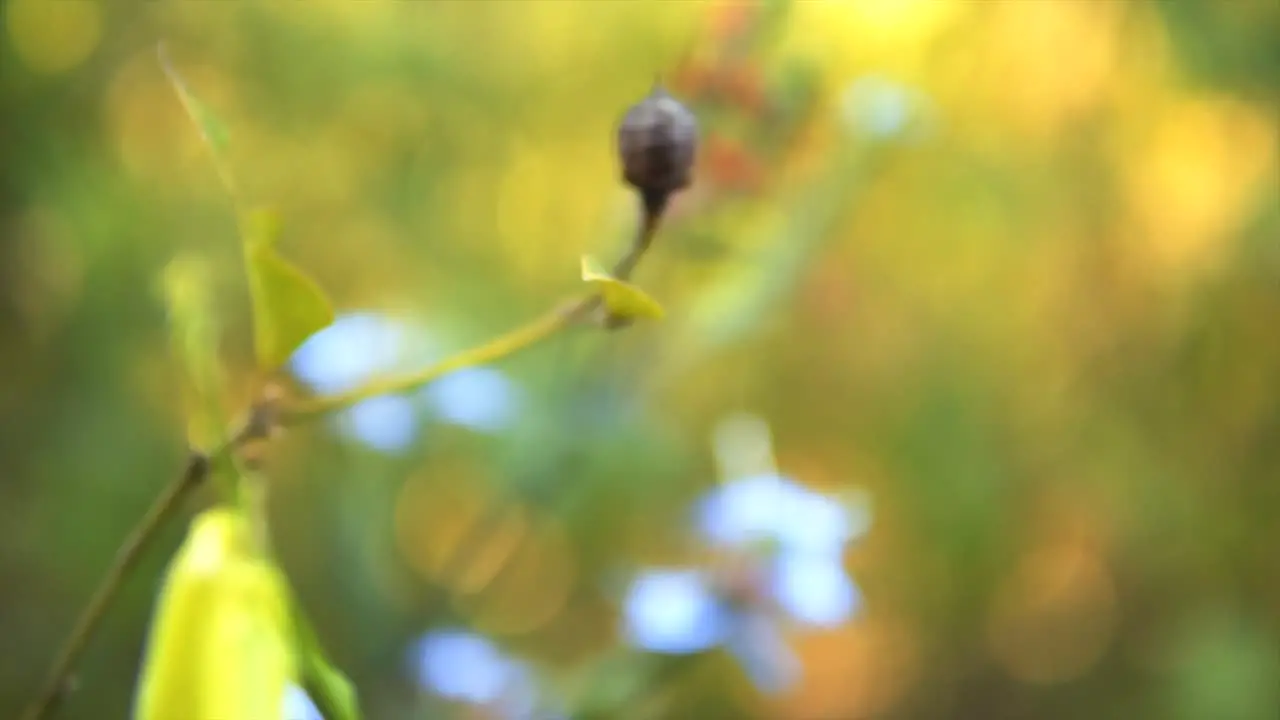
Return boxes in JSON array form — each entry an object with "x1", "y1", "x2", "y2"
[
  {"x1": 610, "y1": 205, "x2": 661, "y2": 282},
  {"x1": 282, "y1": 205, "x2": 663, "y2": 426},
  {"x1": 281, "y1": 296, "x2": 583, "y2": 425},
  {"x1": 21, "y1": 453, "x2": 210, "y2": 720},
  {"x1": 21, "y1": 412, "x2": 269, "y2": 720},
  {"x1": 22, "y1": 194, "x2": 667, "y2": 720}
]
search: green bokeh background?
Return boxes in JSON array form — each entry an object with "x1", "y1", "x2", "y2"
[{"x1": 1, "y1": 1, "x2": 1278, "y2": 719}]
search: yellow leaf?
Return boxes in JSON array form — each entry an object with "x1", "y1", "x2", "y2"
[
  {"x1": 240, "y1": 208, "x2": 282, "y2": 252},
  {"x1": 580, "y1": 255, "x2": 665, "y2": 322},
  {"x1": 242, "y1": 212, "x2": 334, "y2": 370},
  {"x1": 133, "y1": 508, "x2": 296, "y2": 720}
]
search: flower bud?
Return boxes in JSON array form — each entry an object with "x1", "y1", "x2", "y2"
[
  {"x1": 617, "y1": 83, "x2": 698, "y2": 214},
  {"x1": 133, "y1": 508, "x2": 295, "y2": 720}
]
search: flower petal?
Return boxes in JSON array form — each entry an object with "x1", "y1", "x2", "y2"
[
  {"x1": 774, "y1": 488, "x2": 859, "y2": 554},
  {"x1": 696, "y1": 473, "x2": 806, "y2": 547},
  {"x1": 337, "y1": 395, "x2": 418, "y2": 454},
  {"x1": 421, "y1": 367, "x2": 520, "y2": 433},
  {"x1": 411, "y1": 631, "x2": 509, "y2": 704},
  {"x1": 291, "y1": 312, "x2": 433, "y2": 395},
  {"x1": 282, "y1": 685, "x2": 323, "y2": 720},
  {"x1": 622, "y1": 569, "x2": 727, "y2": 654},
  {"x1": 773, "y1": 552, "x2": 862, "y2": 628}
]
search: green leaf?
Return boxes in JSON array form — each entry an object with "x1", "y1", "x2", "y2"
[
  {"x1": 159, "y1": 255, "x2": 227, "y2": 450},
  {"x1": 241, "y1": 208, "x2": 283, "y2": 252},
  {"x1": 158, "y1": 43, "x2": 231, "y2": 157},
  {"x1": 242, "y1": 210, "x2": 334, "y2": 370},
  {"x1": 580, "y1": 255, "x2": 665, "y2": 322},
  {"x1": 291, "y1": 603, "x2": 361, "y2": 720},
  {"x1": 134, "y1": 508, "x2": 296, "y2": 720}
]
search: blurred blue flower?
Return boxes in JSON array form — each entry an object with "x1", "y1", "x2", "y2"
[
  {"x1": 623, "y1": 475, "x2": 868, "y2": 691},
  {"x1": 840, "y1": 74, "x2": 932, "y2": 141},
  {"x1": 696, "y1": 473, "x2": 799, "y2": 548},
  {"x1": 289, "y1": 312, "x2": 525, "y2": 451},
  {"x1": 410, "y1": 630, "x2": 538, "y2": 719},
  {"x1": 421, "y1": 367, "x2": 520, "y2": 433},
  {"x1": 696, "y1": 472, "x2": 868, "y2": 626},
  {"x1": 336, "y1": 394, "x2": 419, "y2": 453},
  {"x1": 291, "y1": 312, "x2": 434, "y2": 395},
  {"x1": 290, "y1": 312, "x2": 434, "y2": 454},
  {"x1": 622, "y1": 414, "x2": 872, "y2": 693},
  {"x1": 697, "y1": 473, "x2": 866, "y2": 554},
  {"x1": 282, "y1": 684, "x2": 322, "y2": 720},
  {"x1": 621, "y1": 566, "x2": 801, "y2": 693},
  {"x1": 414, "y1": 630, "x2": 508, "y2": 704},
  {"x1": 773, "y1": 550, "x2": 861, "y2": 629},
  {"x1": 622, "y1": 569, "x2": 728, "y2": 653}
]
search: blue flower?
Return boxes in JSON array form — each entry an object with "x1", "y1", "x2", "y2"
[
  {"x1": 839, "y1": 74, "x2": 934, "y2": 142},
  {"x1": 695, "y1": 472, "x2": 868, "y2": 623},
  {"x1": 623, "y1": 569, "x2": 730, "y2": 654},
  {"x1": 622, "y1": 414, "x2": 872, "y2": 693},
  {"x1": 282, "y1": 684, "x2": 322, "y2": 720},
  {"x1": 696, "y1": 472, "x2": 867, "y2": 554},
  {"x1": 290, "y1": 312, "x2": 523, "y2": 453},
  {"x1": 622, "y1": 475, "x2": 870, "y2": 692},
  {"x1": 420, "y1": 366, "x2": 520, "y2": 434},
  {"x1": 291, "y1": 312, "x2": 435, "y2": 396},
  {"x1": 409, "y1": 630, "x2": 540, "y2": 719},
  {"x1": 336, "y1": 394, "x2": 419, "y2": 453}
]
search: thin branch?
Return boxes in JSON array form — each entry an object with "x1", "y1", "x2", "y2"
[
  {"x1": 20, "y1": 418, "x2": 266, "y2": 720},
  {"x1": 281, "y1": 297, "x2": 580, "y2": 425},
  {"x1": 21, "y1": 197, "x2": 665, "y2": 720},
  {"x1": 21, "y1": 456, "x2": 207, "y2": 720},
  {"x1": 281, "y1": 206, "x2": 663, "y2": 426},
  {"x1": 610, "y1": 205, "x2": 662, "y2": 283}
]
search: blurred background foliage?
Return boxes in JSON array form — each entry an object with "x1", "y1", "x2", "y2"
[{"x1": 1, "y1": 1, "x2": 1278, "y2": 719}]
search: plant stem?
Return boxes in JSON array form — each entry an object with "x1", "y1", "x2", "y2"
[
  {"x1": 281, "y1": 207, "x2": 662, "y2": 425},
  {"x1": 22, "y1": 195, "x2": 665, "y2": 720},
  {"x1": 280, "y1": 296, "x2": 582, "y2": 425},
  {"x1": 20, "y1": 407, "x2": 273, "y2": 720},
  {"x1": 611, "y1": 206, "x2": 661, "y2": 283},
  {"x1": 21, "y1": 452, "x2": 210, "y2": 720}
]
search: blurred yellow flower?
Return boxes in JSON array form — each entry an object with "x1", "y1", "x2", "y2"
[{"x1": 5, "y1": 0, "x2": 101, "y2": 75}]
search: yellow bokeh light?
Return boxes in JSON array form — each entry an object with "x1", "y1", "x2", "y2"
[
  {"x1": 468, "y1": 520, "x2": 575, "y2": 637},
  {"x1": 1125, "y1": 98, "x2": 1277, "y2": 282},
  {"x1": 450, "y1": 503, "x2": 529, "y2": 597},
  {"x1": 5, "y1": 0, "x2": 101, "y2": 75},
  {"x1": 496, "y1": 144, "x2": 558, "y2": 282},
  {"x1": 105, "y1": 51, "x2": 216, "y2": 184},
  {"x1": 786, "y1": 617, "x2": 920, "y2": 719},
  {"x1": 394, "y1": 470, "x2": 493, "y2": 582},
  {"x1": 986, "y1": 0, "x2": 1122, "y2": 138},
  {"x1": 987, "y1": 540, "x2": 1118, "y2": 685},
  {"x1": 782, "y1": 0, "x2": 958, "y2": 73}
]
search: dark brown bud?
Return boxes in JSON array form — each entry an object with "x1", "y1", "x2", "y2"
[{"x1": 617, "y1": 83, "x2": 698, "y2": 215}]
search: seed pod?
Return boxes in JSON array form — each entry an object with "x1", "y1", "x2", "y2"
[{"x1": 617, "y1": 83, "x2": 699, "y2": 214}]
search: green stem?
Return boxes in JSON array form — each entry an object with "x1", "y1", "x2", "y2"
[
  {"x1": 20, "y1": 412, "x2": 271, "y2": 720},
  {"x1": 21, "y1": 453, "x2": 210, "y2": 720},
  {"x1": 281, "y1": 206, "x2": 662, "y2": 426},
  {"x1": 22, "y1": 192, "x2": 665, "y2": 720},
  {"x1": 281, "y1": 295, "x2": 585, "y2": 425}
]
